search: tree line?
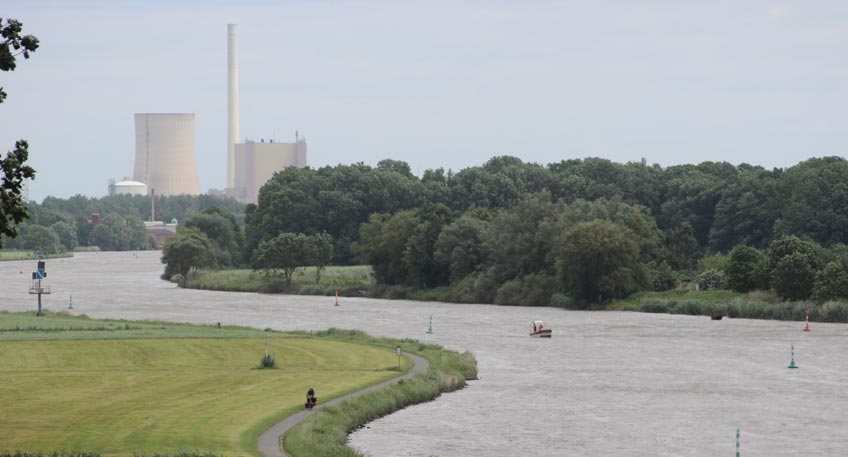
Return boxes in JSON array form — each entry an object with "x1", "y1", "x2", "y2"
[
  {"x1": 1, "y1": 194, "x2": 245, "y2": 253},
  {"x1": 235, "y1": 155, "x2": 848, "y2": 305}
]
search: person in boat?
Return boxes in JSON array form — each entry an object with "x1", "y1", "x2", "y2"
[
  {"x1": 532, "y1": 322, "x2": 537, "y2": 333},
  {"x1": 305, "y1": 387, "x2": 317, "y2": 409}
]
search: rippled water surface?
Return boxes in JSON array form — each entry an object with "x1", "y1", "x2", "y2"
[{"x1": 2, "y1": 252, "x2": 847, "y2": 456}]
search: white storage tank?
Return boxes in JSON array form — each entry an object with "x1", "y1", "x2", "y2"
[{"x1": 113, "y1": 180, "x2": 148, "y2": 196}]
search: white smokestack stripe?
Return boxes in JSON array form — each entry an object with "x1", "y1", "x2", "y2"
[{"x1": 227, "y1": 24, "x2": 240, "y2": 189}]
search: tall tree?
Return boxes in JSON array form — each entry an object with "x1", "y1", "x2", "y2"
[
  {"x1": 161, "y1": 229, "x2": 218, "y2": 280},
  {"x1": 725, "y1": 244, "x2": 767, "y2": 293},
  {"x1": 1, "y1": 18, "x2": 39, "y2": 247},
  {"x1": 555, "y1": 220, "x2": 646, "y2": 302},
  {"x1": 766, "y1": 236, "x2": 821, "y2": 301}
]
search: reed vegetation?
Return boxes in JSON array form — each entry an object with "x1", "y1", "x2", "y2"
[{"x1": 611, "y1": 289, "x2": 848, "y2": 322}]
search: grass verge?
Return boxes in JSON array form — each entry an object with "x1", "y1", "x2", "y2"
[{"x1": 283, "y1": 328, "x2": 478, "y2": 457}]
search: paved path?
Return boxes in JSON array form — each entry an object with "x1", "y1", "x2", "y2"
[{"x1": 257, "y1": 353, "x2": 430, "y2": 457}]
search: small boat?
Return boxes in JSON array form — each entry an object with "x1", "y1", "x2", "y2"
[{"x1": 530, "y1": 320, "x2": 552, "y2": 338}]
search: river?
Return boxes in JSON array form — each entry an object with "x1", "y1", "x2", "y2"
[{"x1": 1, "y1": 251, "x2": 846, "y2": 456}]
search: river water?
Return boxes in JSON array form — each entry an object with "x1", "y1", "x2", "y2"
[{"x1": 1, "y1": 251, "x2": 846, "y2": 456}]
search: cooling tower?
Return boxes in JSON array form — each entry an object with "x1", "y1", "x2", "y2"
[
  {"x1": 227, "y1": 24, "x2": 240, "y2": 189},
  {"x1": 133, "y1": 113, "x2": 201, "y2": 196}
]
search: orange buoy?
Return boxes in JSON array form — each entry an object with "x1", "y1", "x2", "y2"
[
  {"x1": 803, "y1": 313, "x2": 810, "y2": 332},
  {"x1": 335, "y1": 290, "x2": 340, "y2": 307}
]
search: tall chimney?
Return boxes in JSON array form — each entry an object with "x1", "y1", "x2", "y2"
[{"x1": 227, "y1": 24, "x2": 240, "y2": 189}]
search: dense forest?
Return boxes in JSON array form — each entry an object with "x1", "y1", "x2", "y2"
[
  {"x1": 1, "y1": 194, "x2": 244, "y2": 254},
  {"x1": 226, "y1": 155, "x2": 848, "y2": 305}
]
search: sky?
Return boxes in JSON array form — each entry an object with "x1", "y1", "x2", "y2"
[{"x1": 2, "y1": 0, "x2": 847, "y2": 201}]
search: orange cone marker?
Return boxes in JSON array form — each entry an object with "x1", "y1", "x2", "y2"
[
  {"x1": 335, "y1": 290, "x2": 340, "y2": 307},
  {"x1": 803, "y1": 313, "x2": 810, "y2": 332}
]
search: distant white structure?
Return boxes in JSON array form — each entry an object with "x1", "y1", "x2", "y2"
[
  {"x1": 133, "y1": 113, "x2": 201, "y2": 196},
  {"x1": 227, "y1": 24, "x2": 240, "y2": 190},
  {"x1": 232, "y1": 136, "x2": 307, "y2": 204},
  {"x1": 112, "y1": 180, "x2": 148, "y2": 196}
]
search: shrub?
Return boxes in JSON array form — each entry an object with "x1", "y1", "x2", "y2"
[
  {"x1": 726, "y1": 245, "x2": 767, "y2": 292},
  {"x1": 493, "y1": 279, "x2": 522, "y2": 305},
  {"x1": 259, "y1": 353, "x2": 277, "y2": 369},
  {"x1": 550, "y1": 292, "x2": 578, "y2": 309},
  {"x1": 493, "y1": 274, "x2": 558, "y2": 306},
  {"x1": 297, "y1": 285, "x2": 335, "y2": 296},
  {"x1": 639, "y1": 302, "x2": 671, "y2": 313},
  {"x1": 812, "y1": 262, "x2": 848, "y2": 302},
  {"x1": 450, "y1": 273, "x2": 479, "y2": 303},
  {"x1": 648, "y1": 261, "x2": 676, "y2": 291},
  {"x1": 695, "y1": 269, "x2": 725, "y2": 291}
]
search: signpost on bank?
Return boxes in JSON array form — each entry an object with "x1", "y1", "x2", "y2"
[
  {"x1": 396, "y1": 346, "x2": 402, "y2": 370},
  {"x1": 28, "y1": 254, "x2": 50, "y2": 316}
]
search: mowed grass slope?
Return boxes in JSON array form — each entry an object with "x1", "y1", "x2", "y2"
[{"x1": 0, "y1": 312, "x2": 406, "y2": 456}]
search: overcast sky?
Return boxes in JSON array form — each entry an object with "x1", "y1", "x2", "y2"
[{"x1": 2, "y1": 1, "x2": 847, "y2": 201}]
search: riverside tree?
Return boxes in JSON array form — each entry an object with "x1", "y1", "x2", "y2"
[
  {"x1": 556, "y1": 220, "x2": 646, "y2": 302},
  {"x1": 252, "y1": 232, "x2": 313, "y2": 286},
  {"x1": 161, "y1": 229, "x2": 218, "y2": 280},
  {"x1": 0, "y1": 18, "x2": 39, "y2": 247},
  {"x1": 725, "y1": 245, "x2": 767, "y2": 293}
]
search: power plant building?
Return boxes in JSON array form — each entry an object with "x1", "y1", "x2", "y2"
[
  {"x1": 133, "y1": 113, "x2": 201, "y2": 196},
  {"x1": 233, "y1": 137, "x2": 307, "y2": 204},
  {"x1": 222, "y1": 24, "x2": 309, "y2": 203}
]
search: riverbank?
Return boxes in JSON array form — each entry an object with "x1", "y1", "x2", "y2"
[
  {"x1": 0, "y1": 250, "x2": 74, "y2": 261},
  {"x1": 184, "y1": 268, "x2": 848, "y2": 323},
  {"x1": 282, "y1": 329, "x2": 477, "y2": 457},
  {"x1": 0, "y1": 312, "x2": 477, "y2": 456},
  {"x1": 611, "y1": 289, "x2": 848, "y2": 322}
]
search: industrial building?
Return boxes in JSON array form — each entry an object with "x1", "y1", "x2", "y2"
[
  {"x1": 224, "y1": 24, "x2": 307, "y2": 204},
  {"x1": 133, "y1": 113, "x2": 201, "y2": 196},
  {"x1": 232, "y1": 136, "x2": 307, "y2": 203}
]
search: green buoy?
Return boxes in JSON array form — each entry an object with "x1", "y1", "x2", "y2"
[
  {"x1": 788, "y1": 344, "x2": 798, "y2": 369},
  {"x1": 736, "y1": 428, "x2": 740, "y2": 457},
  {"x1": 68, "y1": 294, "x2": 73, "y2": 310},
  {"x1": 426, "y1": 314, "x2": 433, "y2": 334}
]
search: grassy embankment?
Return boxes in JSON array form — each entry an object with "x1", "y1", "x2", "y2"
[
  {"x1": 187, "y1": 266, "x2": 478, "y2": 302},
  {"x1": 187, "y1": 268, "x2": 848, "y2": 323},
  {"x1": 0, "y1": 311, "x2": 416, "y2": 456},
  {"x1": 283, "y1": 329, "x2": 478, "y2": 457},
  {"x1": 0, "y1": 250, "x2": 74, "y2": 261}
]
